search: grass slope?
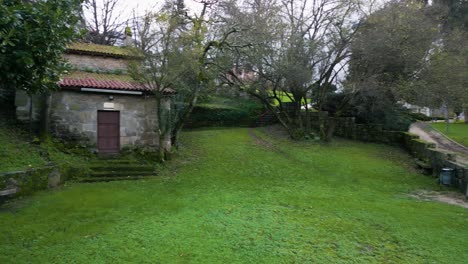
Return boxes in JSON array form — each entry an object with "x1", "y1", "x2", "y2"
[
  {"x1": 430, "y1": 122, "x2": 468, "y2": 147},
  {"x1": 0, "y1": 123, "x2": 91, "y2": 172},
  {"x1": 1, "y1": 128, "x2": 467, "y2": 263},
  {"x1": 0, "y1": 125, "x2": 46, "y2": 172}
]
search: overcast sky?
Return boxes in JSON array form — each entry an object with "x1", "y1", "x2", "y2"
[
  {"x1": 110, "y1": 0, "x2": 203, "y2": 18},
  {"x1": 87, "y1": 0, "x2": 392, "y2": 24},
  {"x1": 82, "y1": 0, "x2": 206, "y2": 34}
]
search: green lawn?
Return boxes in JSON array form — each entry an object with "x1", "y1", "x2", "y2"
[
  {"x1": 1, "y1": 128, "x2": 467, "y2": 263},
  {"x1": 430, "y1": 122, "x2": 468, "y2": 147}
]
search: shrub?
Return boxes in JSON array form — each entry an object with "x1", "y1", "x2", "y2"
[
  {"x1": 408, "y1": 112, "x2": 432, "y2": 121},
  {"x1": 185, "y1": 105, "x2": 262, "y2": 128},
  {"x1": 185, "y1": 96, "x2": 263, "y2": 128}
]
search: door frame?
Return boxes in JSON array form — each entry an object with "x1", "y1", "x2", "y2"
[{"x1": 97, "y1": 110, "x2": 120, "y2": 154}]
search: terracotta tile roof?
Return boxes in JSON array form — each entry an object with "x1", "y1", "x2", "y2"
[
  {"x1": 58, "y1": 71, "x2": 176, "y2": 94},
  {"x1": 59, "y1": 71, "x2": 147, "y2": 91},
  {"x1": 67, "y1": 42, "x2": 137, "y2": 58}
]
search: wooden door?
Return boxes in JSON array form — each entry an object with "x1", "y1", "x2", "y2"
[{"x1": 97, "y1": 111, "x2": 120, "y2": 153}]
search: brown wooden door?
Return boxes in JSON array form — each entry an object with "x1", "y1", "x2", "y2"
[{"x1": 97, "y1": 111, "x2": 120, "y2": 154}]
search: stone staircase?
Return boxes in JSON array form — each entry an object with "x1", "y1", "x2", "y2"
[
  {"x1": 82, "y1": 159, "x2": 157, "y2": 182},
  {"x1": 254, "y1": 110, "x2": 278, "y2": 127}
]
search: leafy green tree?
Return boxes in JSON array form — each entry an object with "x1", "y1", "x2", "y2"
[
  {"x1": 0, "y1": 0, "x2": 82, "y2": 130},
  {"x1": 433, "y1": 0, "x2": 468, "y2": 31},
  {"x1": 416, "y1": 29, "x2": 467, "y2": 129},
  {"x1": 348, "y1": 1, "x2": 438, "y2": 100},
  {"x1": 349, "y1": 0, "x2": 467, "y2": 130},
  {"x1": 0, "y1": 0, "x2": 82, "y2": 96},
  {"x1": 346, "y1": 1, "x2": 438, "y2": 130}
]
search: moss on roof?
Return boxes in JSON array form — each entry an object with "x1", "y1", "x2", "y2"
[{"x1": 67, "y1": 42, "x2": 136, "y2": 57}]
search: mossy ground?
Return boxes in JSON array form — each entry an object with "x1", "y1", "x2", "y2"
[
  {"x1": 0, "y1": 124, "x2": 47, "y2": 172},
  {"x1": 0, "y1": 123, "x2": 93, "y2": 173},
  {"x1": 0, "y1": 127, "x2": 466, "y2": 263}
]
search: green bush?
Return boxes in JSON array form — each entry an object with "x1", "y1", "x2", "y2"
[
  {"x1": 408, "y1": 112, "x2": 432, "y2": 121},
  {"x1": 185, "y1": 105, "x2": 260, "y2": 128},
  {"x1": 185, "y1": 96, "x2": 263, "y2": 128},
  {"x1": 407, "y1": 112, "x2": 445, "y2": 122}
]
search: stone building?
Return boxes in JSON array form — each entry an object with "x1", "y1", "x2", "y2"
[{"x1": 16, "y1": 43, "x2": 171, "y2": 154}]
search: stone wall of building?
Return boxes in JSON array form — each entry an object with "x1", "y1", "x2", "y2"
[
  {"x1": 64, "y1": 54, "x2": 128, "y2": 72},
  {"x1": 15, "y1": 91, "x2": 41, "y2": 122},
  {"x1": 49, "y1": 91, "x2": 158, "y2": 147}
]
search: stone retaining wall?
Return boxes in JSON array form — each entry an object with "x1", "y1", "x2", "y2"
[
  {"x1": 0, "y1": 164, "x2": 90, "y2": 202},
  {"x1": 0, "y1": 166, "x2": 59, "y2": 200}
]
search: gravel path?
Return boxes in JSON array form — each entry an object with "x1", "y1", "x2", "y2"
[{"x1": 409, "y1": 122, "x2": 468, "y2": 165}]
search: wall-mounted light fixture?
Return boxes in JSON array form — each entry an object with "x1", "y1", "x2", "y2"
[
  {"x1": 81, "y1": 88, "x2": 142, "y2": 95},
  {"x1": 108, "y1": 95, "x2": 114, "y2": 101}
]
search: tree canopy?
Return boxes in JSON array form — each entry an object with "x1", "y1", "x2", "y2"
[{"x1": 0, "y1": 0, "x2": 82, "y2": 96}]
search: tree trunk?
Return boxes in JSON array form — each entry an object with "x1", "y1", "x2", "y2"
[
  {"x1": 324, "y1": 117, "x2": 336, "y2": 142},
  {"x1": 171, "y1": 129, "x2": 180, "y2": 149},
  {"x1": 304, "y1": 107, "x2": 311, "y2": 136},
  {"x1": 318, "y1": 110, "x2": 328, "y2": 140},
  {"x1": 28, "y1": 94, "x2": 33, "y2": 138},
  {"x1": 39, "y1": 93, "x2": 51, "y2": 140},
  {"x1": 156, "y1": 95, "x2": 173, "y2": 162},
  {"x1": 171, "y1": 83, "x2": 202, "y2": 149},
  {"x1": 464, "y1": 106, "x2": 468, "y2": 124},
  {"x1": 444, "y1": 104, "x2": 450, "y2": 134}
]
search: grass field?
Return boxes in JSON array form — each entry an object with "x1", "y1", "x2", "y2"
[
  {"x1": 1, "y1": 128, "x2": 467, "y2": 263},
  {"x1": 430, "y1": 122, "x2": 468, "y2": 147}
]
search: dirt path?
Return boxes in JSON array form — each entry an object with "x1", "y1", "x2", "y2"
[
  {"x1": 409, "y1": 122, "x2": 468, "y2": 165},
  {"x1": 410, "y1": 190, "x2": 468, "y2": 209},
  {"x1": 248, "y1": 128, "x2": 280, "y2": 152},
  {"x1": 248, "y1": 127, "x2": 305, "y2": 164}
]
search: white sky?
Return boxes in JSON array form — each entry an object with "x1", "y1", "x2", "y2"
[
  {"x1": 83, "y1": 0, "x2": 206, "y2": 34},
  {"x1": 85, "y1": 0, "x2": 394, "y2": 35},
  {"x1": 114, "y1": 0, "x2": 203, "y2": 18},
  {"x1": 107, "y1": 0, "x2": 389, "y2": 22}
]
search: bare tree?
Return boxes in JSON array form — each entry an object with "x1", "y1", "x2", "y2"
[
  {"x1": 217, "y1": 0, "x2": 364, "y2": 140},
  {"x1": 82, "y1": 0, "x2": 126, "y2": 45},
  {"x1": 129, "y1": 0, "x2": 240, "y2": 161}
]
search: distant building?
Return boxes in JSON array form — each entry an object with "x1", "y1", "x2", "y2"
[{"x1": 400, "y1": 102, "x2": 431, "y2": 116}]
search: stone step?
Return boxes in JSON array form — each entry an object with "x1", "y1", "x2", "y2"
[
  {"x1": 89, "y1": 164, "x2": 155, "y2": 172},
  {"x1": 90, "y1": 160, "x2": 139, "y2": 165},
  {"x1": 80, "y1": 176, "x2": 155, "y2": 183},
  {"x1": 90, "y1": 171, "x2": 156, "y2": 178},
  {"x1": 85, "y1": 158, "x2": 158, "y2": 182},
  {"x1": 254, "y1": 111, "x2": 278, "y2": 127},
  {"x1": 0, "y1": 188, "x2": 18, "y2": 197}
]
